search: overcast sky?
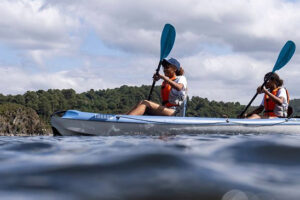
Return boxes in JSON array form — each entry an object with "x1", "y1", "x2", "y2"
[{"x1": 0, "y1": 0, "x2": 300, "y2": 105}]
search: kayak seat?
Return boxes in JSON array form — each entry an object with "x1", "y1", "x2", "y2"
[
  {"x1": 176, "y1": 99, "x2": 187, "y2": 117},
  {"x1": 287, "y1": 106, "x2": 293, "y2": 118},
  {"x1": 182, "y1": 99, "x2": 187, "y2": 117}
]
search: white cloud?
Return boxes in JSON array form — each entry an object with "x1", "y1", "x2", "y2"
[
  {"x1": 0, "y1": 0, "x2": 80, "y2": 65},
  {"x1": 47, "y1": 0, "x2": 300, "y2": 54},
  {"x1": 0, "y1": 0, "x2": 300, "y2": 105},
  {"x1": 0, "y1": 65, "x2": 109, "y2": 94}
]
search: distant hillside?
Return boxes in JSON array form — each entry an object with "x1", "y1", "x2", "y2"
[
  {"x1": 289, "y1": 99, "x2": 300, "y2": 117},
  {"x1": 0, "y1": 85, "x2": 250, "y2": 122},
  {"x1": 0, "y1": 103, "x2": 50, "y2": 135}
]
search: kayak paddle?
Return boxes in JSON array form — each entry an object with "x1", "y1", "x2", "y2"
[
  {"x1": 147, "y1": 24, "x2": 176, "y2": 100},
  {"x1": 239, "y1": 40, "x2": 296, "y2": 118}
]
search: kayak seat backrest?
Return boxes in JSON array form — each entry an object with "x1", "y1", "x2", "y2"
[
  {"x1": 287, "y1": 106, "x2": 293, "y2": 118},
  {"x1": 177, "y1": 99, "x2": 187, "y2": 117},
  {"x1": 182, "y1": 99, "x2": 187, "y2": 117}
]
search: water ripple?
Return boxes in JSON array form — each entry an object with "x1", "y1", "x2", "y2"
[{"x1": 0, "y1": 134, "x2": 299, "y2": 200}]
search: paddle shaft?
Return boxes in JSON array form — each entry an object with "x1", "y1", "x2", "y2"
[
  {"x1": 239, "y1": 73, "x2": 272, "y2": 117},
  {"x1": 147, "y1": 61, "x2": 162, "y2": 100}
]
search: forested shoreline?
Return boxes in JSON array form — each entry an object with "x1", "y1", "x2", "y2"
[{"x1": 1, "y1": 85, "x2": 300, "y2": 126}]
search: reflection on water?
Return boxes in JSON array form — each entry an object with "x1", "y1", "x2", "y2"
[{"x1": 0, "y1": 133, "x2": 300, "y2": 200}]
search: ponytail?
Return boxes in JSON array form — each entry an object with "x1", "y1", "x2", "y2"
[{"x1": 176, "y1": 67, "x2": 184, "y2": 76}]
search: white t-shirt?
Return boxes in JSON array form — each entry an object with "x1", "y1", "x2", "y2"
[
  {"x1": 260, "y1": 87, "x2": 288, "y2": 117},
  {"x1": 168, "y1": 76, "x2": 188, "y2": 105}
]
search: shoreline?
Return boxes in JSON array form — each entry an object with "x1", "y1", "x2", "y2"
[{"x1": 0, "y1": 132, "x2": 53, "y2": 136}]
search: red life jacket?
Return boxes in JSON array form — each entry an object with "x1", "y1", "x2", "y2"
[
  {"x1": 264, "y1": 87, "x2": 290, "y2": 117},
  {"x1": 161, "y1": 76, "x2": 178, "y2": 107}
]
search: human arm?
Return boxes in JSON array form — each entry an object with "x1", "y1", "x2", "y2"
[
  {"x1": 258, "y1": 86, "x2": 284, "y2": 105},
  {"x1": 153, "y1": 73, "x2": 184, "y2": 91}
]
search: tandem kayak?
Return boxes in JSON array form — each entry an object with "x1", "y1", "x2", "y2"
[{"x1": 50, "y1": 110, "x2": 300, "y2": 136}]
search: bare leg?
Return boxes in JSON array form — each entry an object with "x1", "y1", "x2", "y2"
[
  {"x1": 127, "y1": 100, "x2": 175, "y2": 116},
  {"x1": 247, "y1": 114, "x2": 262, "y2": 119},
  {"x1": 126, "y1": 100, "x2": 148, "y2": 115},
  {"x1": 125, "y1": 101, "x2": 144, "y2": 115},
  {"x1": 247, "y1": 114, "x2": 277, "y2": 119}
]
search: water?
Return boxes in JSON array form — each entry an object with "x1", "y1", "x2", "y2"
[{"x1": 0, "y1": 133, "x2": 300, "y2": 200}]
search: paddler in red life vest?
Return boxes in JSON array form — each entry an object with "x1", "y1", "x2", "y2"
[
  {"x1": 126, "y1": 57, "x2": 187, "y2": 116},
  {"x1": 246, "y1": 72, "x2": 290, "y2": 119}
]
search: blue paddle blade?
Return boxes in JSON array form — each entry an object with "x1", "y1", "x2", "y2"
[
  {"x1": 272, "y1": 40, "x2": 296, "y2": 72},
  {"x1": 160, "y1": 24, "x2": 176, "y2": 61}
]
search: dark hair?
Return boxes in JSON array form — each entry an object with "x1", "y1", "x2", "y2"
[
  {"x1": 176, "y1": 67, "x2": 184, "y2": 76},
  {"x1": 264, "y1": 72, "x2": 283, "y2": 87}
]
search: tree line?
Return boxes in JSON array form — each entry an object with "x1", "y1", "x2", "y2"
[{"x1": 0, "y1": 85, "x2": 299, "y2": 123}]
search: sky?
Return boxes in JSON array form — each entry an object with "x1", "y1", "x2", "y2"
[{"x1": 0, "y1": 0, "x2": 300, "y2": 105}]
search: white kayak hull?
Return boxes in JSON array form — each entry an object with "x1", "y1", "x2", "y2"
[{"x1": 50, "y1": 110, "x2": 300, "y2": 136}]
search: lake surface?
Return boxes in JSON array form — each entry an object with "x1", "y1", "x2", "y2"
[{"x1": 0, "y1": 133, "x2": 300, "y2": 200}]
